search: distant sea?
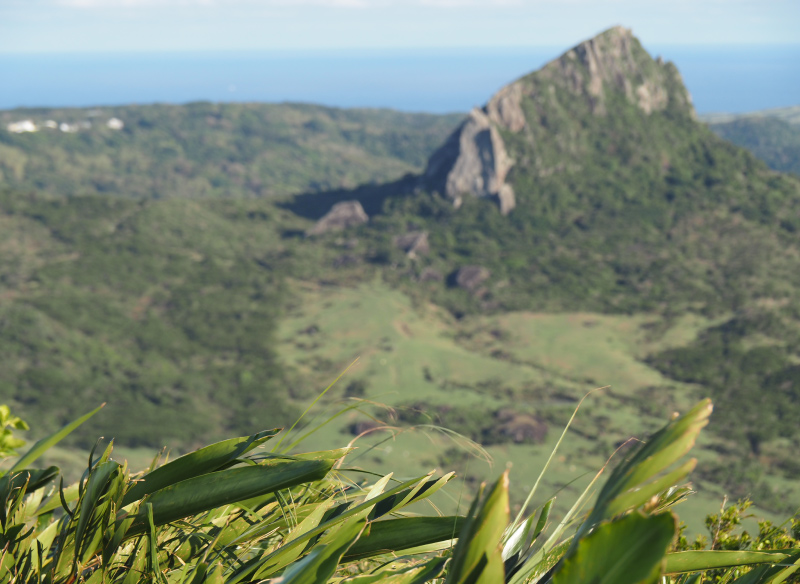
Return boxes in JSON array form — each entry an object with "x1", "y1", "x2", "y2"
[{"x1": 1, "y1": 45, "x2": 798, "y2": 115}]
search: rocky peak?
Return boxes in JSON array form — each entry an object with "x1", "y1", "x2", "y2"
[
  {"x1": 536, "y1": 25, "x2": 693, "y2": 117},
  {"x1": 421, "y1": 26, "x2": 695, "y2": 215}
]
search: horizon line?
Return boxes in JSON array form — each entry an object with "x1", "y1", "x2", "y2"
[{"x1": 3, "y1": 42, "x2": 800, "y2": 57}]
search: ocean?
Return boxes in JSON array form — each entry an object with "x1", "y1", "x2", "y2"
[{"x1": 1, "y1": 45, "x2": 798, "y2": 114}]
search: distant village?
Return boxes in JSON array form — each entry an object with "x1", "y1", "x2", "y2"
[{"x1": 5, "y1": 117, "x2": 124, "y2": 134}]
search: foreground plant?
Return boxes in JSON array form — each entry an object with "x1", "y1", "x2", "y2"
[{"x1": 0, "y1": 398, "x2": 797, "y2": 583}]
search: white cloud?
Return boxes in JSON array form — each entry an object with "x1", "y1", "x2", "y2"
[
  {"x1": 54, "y1": 0, "x2": 568, "y2": 7},
  {"x1": 57, "y1": 0, "x2": 212, "y2": 6},
  {"x1": 418, "y1": 0, "x2": 522, "y2": 5},
  {"x1": 55, "y1": 0, "x2": 379, "y2": 7}
]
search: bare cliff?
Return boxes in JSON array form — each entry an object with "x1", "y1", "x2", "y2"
[{"x1": 421, "y1": 26, "x2": 695, "y2": 215}]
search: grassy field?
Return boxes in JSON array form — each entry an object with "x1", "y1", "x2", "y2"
[{"x1": 273, "y1": 279, "x2": 787, "y2": 535}]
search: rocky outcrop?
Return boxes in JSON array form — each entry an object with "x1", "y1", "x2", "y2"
[
  {"x1": 539, "y1": 25, "x2": 692, "y2": 116},
  {"x1": 419, "y1": 267, "x2": 443, "y2": 283},
  {"x1": 307, "y1": 200, "x2": 368, "y2": 235},
  {"x1": 394, "y1": 231, "x2": 429, "y2": 258},
  {"x1": 486, "y1": 82, "x2": 526, "y2": 132},
  {"x1": 420, "y1": 26, "x2": 695, "y2": 216},
  {"x1": 451, "y1": 266, "x2": 491, "y2": 291},
  {"x1": 423, "y1": 109, "x2": 516, "y2": 215},
  {"x1": 496, "y1": 410, "x2": 548, "y2": 444}
]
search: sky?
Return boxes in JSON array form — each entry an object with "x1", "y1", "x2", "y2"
[
  {"x1": 1, "y1": 0, "x2": 799, "y2": 54},
  {"x1": 1, "y1": 1, "x2": 798, "y2": 113}
]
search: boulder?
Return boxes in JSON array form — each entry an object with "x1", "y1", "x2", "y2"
[
  {"x1": 307, "y1": 200, "x2": 368, "y2": 236},
  {"x1": 419, "y1": 267, "x2": 443, "y2": 283},
  {"x1": 452, "y1": 266, "x2": 491, "y2": 291},
  {"x1": 496, "y1": 410, "x2": 548, "y2": 444},
  {"x1": 393, "y1": 231, "x2": 429, "y2": 258}
]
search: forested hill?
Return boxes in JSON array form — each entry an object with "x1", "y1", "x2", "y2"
[
  {"x1": 0, "y1": 190, "x2": 309, "y2": 448},
  {"x1": 296, "y1": 27, "x2": 800, "y2": 502},
  {"x1": 0, "y1": 103, "x2": 463, "y2": 199},
  {"x1": 703, "y1": 106, "x2": 800, "y2": 176}
]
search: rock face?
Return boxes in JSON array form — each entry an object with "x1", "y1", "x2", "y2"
[
  {"x1": 393, "y1": 231, "x2": 429, "y2": 258},
  {"x1": 307, "y1": 200, "x2": 368, "y2": 235},
  {"x1": 423, "y1": 109, "x2": 516, "y2": 215},
  {"x1": 538, "y1": 25, "x2": 690, "y2": 117},
  {"x1": 421, "y1": 26, "x2": 694, "y2": 215}
]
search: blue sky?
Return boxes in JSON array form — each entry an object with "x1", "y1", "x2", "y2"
[{"x1": 2, "y1": 0, "x2": 798, "y2": 53}]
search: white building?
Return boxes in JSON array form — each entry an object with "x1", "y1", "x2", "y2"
[
  {"x1": 44, "y1": 120, "x2": 58, "y2": 129},
  {"x1": 107, "y1": 117, "x2": 124, "y2": 130},
  {"x1": 7, "y1": 120, "x2": 37, "y2": 133},
  {"x1": 59, "y1": 122, "x2": 77, "y2": 133}
]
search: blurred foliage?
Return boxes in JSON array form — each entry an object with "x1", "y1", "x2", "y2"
[
  {"x1": 0, "y1": 102, "x2": 463, "y2": 199},
  {"x1": 707, "y1": 115, "x2": 800, "y2": 176},
  {"x1": 0, "y1": 189, "x2": 302, "y2": 449}
]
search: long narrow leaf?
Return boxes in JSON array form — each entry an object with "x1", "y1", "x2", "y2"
[
  {"x1": 122, "y1": 429, "x2": 280, "y2": 506},
  {"x1": 10, "y1": 404, "x2": 104, "y2": 472},
  {"x1": 124, "y1": 458, "x2": 333, "y2": 537},
  {"x1": 665, "y1": 550, "x2": 797, "y2": 574},
  {"x1": 343, "y1": 516, "x2": 467, "y2": 561},
  {"x1": 510, "y1": 388, "x2": 603, "y2": 532},
  {"x1": 446, "y1": 471, "x2": 510, "y2": 584}
]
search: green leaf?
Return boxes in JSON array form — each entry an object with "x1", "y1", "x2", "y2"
[
  {"x1": 145, "y1": 503, "x2": 167, "y2": 584},
  {"x1": 605, "y1": 459, "x2": 697, "y2": 517},
  {"x1": 275, "y1": 516, "x2": 366, "y2": 584},
  {"x1": 125, "y1": 458, "x2": 333, "y2": 536},
  {"x1": 343, "y1": 516, "x2": 465, "y2": 561},
  {"x1": 504, "y1": 498, "x2": 553, "y2": 563},
  {"x1": 121, "y1": 428, "x2": 280, "y2": 506},
  {"x1": 552, "y1": 512, "x2": 676, "y2": 584},
  {"x1": 10, "y1": 404, "x2": 104, "y2": 472},
  {"x1": 73, "y1": 460, "x2": 122, "y2": 566},
  {"x1": 510, "y1": 389, "x2": 600, "y2": 532},
  {"x1": 665, "y1": 550, "x2": 798, "y2": 574},
  {"x1": 228, "y1": 473, "x2": 453, "y2": 584},
  {"x1": 577, "y1": 399, "x2": 711, "y2": 542},
  {"x1": 446, "y1": 470, "x2": 510, "y2": 584},
  {"x1": 340, "y1": 557, "x2": 449, "y2": 584}
]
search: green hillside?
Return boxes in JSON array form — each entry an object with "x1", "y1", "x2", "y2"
[
  {"x1": 2, "y1": 27, "x2": 800, "y2": 519},
  {"x1": 0, "y1": 190, "x2": 303, "y2": 448},
  {"x1": 0, "y1": 102, "x2": 463, "y2": 198}
]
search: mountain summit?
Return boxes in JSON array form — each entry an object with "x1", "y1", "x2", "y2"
[{"x1": 421, "y1": 26, "x2": 694, "y2": 214}]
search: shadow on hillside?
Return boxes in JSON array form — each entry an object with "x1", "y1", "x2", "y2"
[{"x1": 280, "y1": 173, "x2": 419, "y2": 220}]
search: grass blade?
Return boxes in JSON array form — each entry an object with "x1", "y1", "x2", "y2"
[
  {"x1": 665, "y1": 550, "x2": 798, "y2": 574},
  {"x1": 125, "y1": 458, "x2": 333, "y2": 537},
  {"x1": 343, "y1": 516, "x2": 467, "y2": 561},
  {"x1": 122, "y1": 429, "x2": 280, "y2": 506},
  {"x1": 10, "y1": 404, "x2": 104, "y2": 472}
]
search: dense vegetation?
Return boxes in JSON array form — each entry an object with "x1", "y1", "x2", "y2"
[
  {"x1": 1, "y1": 401, "x2": 799, "y2": 583},
  {"x1": 0, "y1": 189, "x2": 302, "y2": 448},
  {"x1": 0, "y1": 103, "x2": 462, "y2": 199}
]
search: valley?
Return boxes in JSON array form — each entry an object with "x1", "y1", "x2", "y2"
[{"x1": 2, "y1": 26, "x2": 800, "y2": 532}]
